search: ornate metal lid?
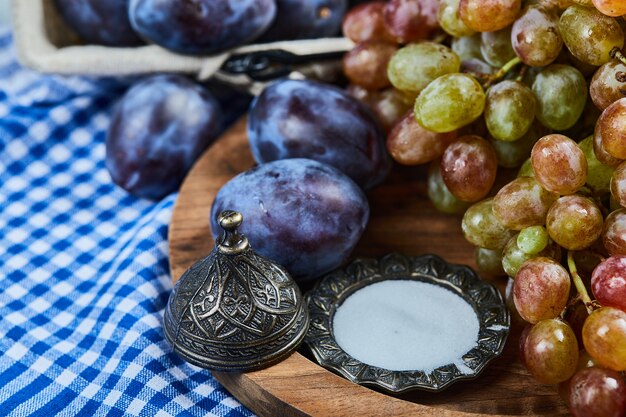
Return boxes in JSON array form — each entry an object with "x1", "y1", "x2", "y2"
[{"x1": 164, "y1": 210, "x2": 309, "y2": 371}]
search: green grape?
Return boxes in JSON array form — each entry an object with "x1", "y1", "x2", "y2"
[
  {"x1": 579, "y1": 136, "x2": 614, "y2": 194},
  {"x1": 485, "y1": 80, "x2": 536, "y2": 142},
  {"x1": 415, "y1": 73, "x2": 486, "y2": 133},
  {"x1": 590, "y1": 61, "x2": 626, "y2": 111},
  {"x1": 427, "y1": 160, "x2": 471, "y2": 214},
  {"x1": 583, "y1": 307, "x2": 626, "y2": 371},
  {"x1": 559, "y1": 4, "x2": 624, "y2": 66},
  {"x1": 502, "y1": 233, "x2": 561, "y2": 277},
  {"x1": 597, "y1": 98, "x2": 626, "y2": 160},
  {"x1": 438, "y1": 0, "x2": 475, "y2": 37},
  {"x1": 461, "y1": 198, "x2": 515, "y2": 250},
  {"x1": 531, "y1": 134, "x2": 588, "y2": 195},
  {"x1": 511, "y1": 5, "x2": 563, "y2": 67},
  {"x1": 532, "y1": 64, "x2": 587, "y2": 131},
  {"x1": 458, "y1": 0, "x2": 522, "y2": 33},
  {"x1": 492, "y1": 121, "x2": 548, "y2": 168},
  {"x1": 518, "y1": 159, "x2": 535, "y2": 177},
  {"x1": 451, "y1": 34, "x2": 482, "y2": 61},
  {"x1": 546, "y1": 195, "x2": 603, "y2": 250},
  {"x1": 480, "y1": 27, "x2": 516, "y2": 68},
  {"x1": 387, "y1": 42, "x2": 461, "y2": 96},
  {"x1": 475, "y1": 246, "x2": 506, "y2": 276},
  {"x1": 523, "y1": 319, "x2": 579, "y2": 384},
  {"x1": 517, "y1": 226, "x2": 549, "y2": 255},
  {"x1": 493, "y1": 176, "x2": 558, "y2": 231},
  {"x1": 513, "y1": 257, "x2": 571, "y2": 323}
]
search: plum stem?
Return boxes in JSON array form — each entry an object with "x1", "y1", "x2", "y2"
[
  {"x1": 567, "y1": 251, "x2": 594, "y2": 315},
  {"x1": 610, "y1": 47, "x2": 626, "y2": 66}
]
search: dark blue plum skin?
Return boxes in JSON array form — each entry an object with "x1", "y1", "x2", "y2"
[
  {"x1": 247, "y1": 79, "x2": 391, "y2": 189},
  {"x1": 128, "y1": 0, "x2": 276, "y2": 55},
  {"x1": 259, "y1": 0, "x2": 347, "y2": 42},
  {"x1": 54, "y1": 0, "x2": 143, "y2": 46},
  {"x1": 106, "y1": 75, "x2": 222, "y2": 200},
  {"x1": 210, "y1": 158, "x2": 369, "y2": 282}
]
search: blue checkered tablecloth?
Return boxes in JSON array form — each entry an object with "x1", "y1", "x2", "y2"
[{"x1": 0, "y1": 30, "x2": 254, "y2": 416}]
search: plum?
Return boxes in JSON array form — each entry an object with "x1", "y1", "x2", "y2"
[
  {"x1": 128, "y1": 0, "x2": 276, "y2": 55},
  {"x1": 210, "y1": 158, "x2": 369, "y2": 282},
  {"x1": 106, "y1": 75, "x2": 222, "y2": 200},
  {"x1": 54, "y1": 0, "x2": 143, "y2": 46},
  {"x1": 259, "y1": 0, "x2": 347, "y2": 42},
  {"x1": 247, "y1": 79, "x2": 391, "y2": 189}
]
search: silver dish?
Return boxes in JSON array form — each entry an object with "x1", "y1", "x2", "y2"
[{"x1": 304, "y1": 253, "x2": 510, "y2": 393}]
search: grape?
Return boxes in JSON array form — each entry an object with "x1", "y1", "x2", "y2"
[
  {"x1": 54, "y1": 0, "x2": 143, "y2": 46},
  {"x1": 458, "y1": 0, "x2": 521, "y2": 33},
  {"x1": 532, "y1": 64, "x2": 587, "y2": 131},
  {"x1": 591, "y1": 0, "x2": 626, "y2": 17},
  {"x1": 485, "y1": 80, "x2": 536, "y2": 142},
  {"x1": 437, "y1": 0, "x2": 475, "y2": 37},
  {"x1": 511, "y1": 5, "x2": 563, "y2": 67},
  {"x1": 129, "y1": 0, "x2": 276, "y2": 55},
  {"x1": 387, "y1": 43, "x2": 461, "y2": 96},
  {"x1": 480, "y1": 27, "x2": 516, "y2": 68},
  {"x1": 507, "y1": 279, "x2": 526, "y2": 323},
  {"x1": 518, "y1": 158, "x2": 534, "y2": 178},
  {"x1": 568, "y1": 367, "x2": 626, "y2": 417},
  {"x1": 367, "y1": 89, "x2": 412, "y2": 133},
  {"x1": 583, "y1": 307, "x2": 626, "y2": 371},
  {"x1": 427, "y1": 161, "x2": 471, "y2": 214},
  {"x1": 106, "y1": 75, "x2": 222, "y2": 200},
  {"x1": 579, "y1": 136, "x2": 614, "y2": 194},
  {"x1": 387, "y1": 111, "x2": 458, "y2": 165},
  {"x1": 461, "y1": 198, "x2": 515, "y2": 250},
  {"x1": 517, "y1": 226, "x2": 549, "y2": 255},
  {"x1": 491, "y1": 121, "x2": 548, "y2": 169},
  {"x1": 211, "y1": 159, "x2": 369, "y2": 281},
  {"x1": 603, "y1": 210, "x2": 626, "y2": 256},
  {"x1": 493, "y1": 176, "x2": 558, "y2": 231},
  {"x1": 591, "y1": 255, "x2": 626, "y2": 310},
  {"x1": 502, "y1": 233, "x2": 561, "y2": 277},
  {"x1": 475, "y1": 247, "x2": 506, "y2": 276},
  {"x1": 559, "y1": 4, "x2": 624, "y2": 66},
  {"x1": 342, "y1": 1, "x2": 395, "y2": 43},
  {"x1": 593, "y1": 125, "x2": 624, "y2": 167},
  {"x1": 597, "y1": 98, "x2": 626, "y2": 160},
  {"x1": 259, "y1": 0, "x2": 347, "y2": 41},
  {"x1": 384, "y1": 0, "x2": 440, "y2": 43},
  {"x1": 611, "y1": 163, "x2": 626, "y2": 208},
  {"x1": 522, "y1": 319, "x2": 579, "y2": 384},
  {"x1": 441, "y1": 135, "x2": 498, "y2": 202},
  {"x1": 414, "y1": 73, "x2": 486, "y2": 133},
  {"x1": 531, "y1": 134, "x2": 588, "y2": 195},
  {"x1": 343, "y1": 41, "x2": 397, "y2": 90},
  {"x1": 514, "y1": 257, "x2": 571, "y2": 323},
  {"x1": 546, "y1": 195, "x2": 603, "y2": 250},
  {"x1": 247, "y1": 79, "x2": 391, "y2": 190},
  {"x1": 590, "y1": 61, "x2": 626, "y2": 111},
  {"x1": 451, "y1": 34, "x2": 482, "y2": 61}
]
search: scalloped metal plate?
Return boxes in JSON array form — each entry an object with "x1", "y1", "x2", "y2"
[{"x1": 304, "y1": 253, "x2": 510, "y2": 393}]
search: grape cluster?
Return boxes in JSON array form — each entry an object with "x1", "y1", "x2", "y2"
[{"x1": 342, "y1": 0, "x2": 626, "y2": 415}]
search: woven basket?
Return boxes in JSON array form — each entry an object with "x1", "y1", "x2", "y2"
[{"x1": 11, "y1": 0, "x2": 352, "y2": 80}]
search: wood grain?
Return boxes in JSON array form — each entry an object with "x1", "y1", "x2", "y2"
[{"x1": 168, "y1": 118, "x2": 569, "y2": 417}]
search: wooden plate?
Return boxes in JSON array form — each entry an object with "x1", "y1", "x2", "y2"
[{"x1": 168, "y1": 118, "x2": 569, "y2": 417}]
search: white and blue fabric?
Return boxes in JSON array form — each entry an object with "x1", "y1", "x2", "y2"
[{"x1": 0, "y1": 30, "x2": 254, "y2": 416}]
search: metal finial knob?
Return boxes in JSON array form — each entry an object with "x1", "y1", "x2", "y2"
[{"x1": 217, "y1": 210, "x2": 249, "y2": 254}]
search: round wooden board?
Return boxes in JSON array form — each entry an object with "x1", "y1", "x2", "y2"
[{"x1": 168, "y1": 118, "x2": 569, "y2": 417}]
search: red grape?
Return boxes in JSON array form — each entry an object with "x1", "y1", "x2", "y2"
[
  {"x1": 602, "y1": 209, "x2": 626, "y2": 256},
  {"x1": 597, "y1": 98, "x2": 626, "y2": 160},
  {"x1": 383, "y1": 0, "x2": 439, "y2": 43},
  {"x1": 531, "y1": 134, "x2": 587, "y2": 195},
  {"x1": 568, "y1": 367, "x2": 626, "y2": 417},
  {"x1": 458, "y1": 0, "x2": 521, "y2": 33},
  {"x1": 342, "y1": 41, "x2": 397, "y2": 90},
  {"x1": 591, "y1": 255, "x2": 626, "y2": 311},
  {"x1": 342, "y1": 1, "x2": 395, "y2": 43},
  {"x1": 493, "y1": 176, "x2": 558, "y2": 231},
  {"x1": 583, "y1": 307, "x2": 626, "y2": 371}
]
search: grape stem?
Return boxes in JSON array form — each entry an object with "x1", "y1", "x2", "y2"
[
  {"x1": 483, "y1": 57, "x2": 522, "y2": 88},
  {"x1": 610, "y1": 47, "x2": 626, "y2": 67},
  {"x1": 567, "y1": 251, "x2": 594, "y2": 315}
]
